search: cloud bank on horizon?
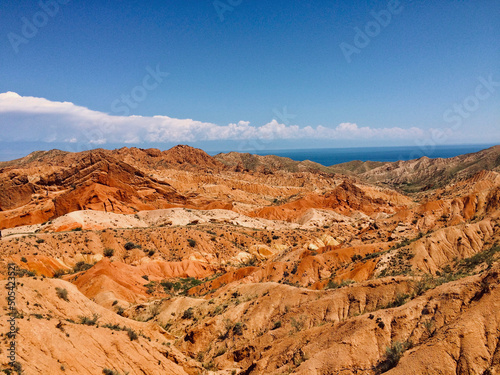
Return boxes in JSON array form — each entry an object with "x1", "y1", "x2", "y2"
[{"x1": 0, "y1": 92, "x2": 441, "y2": 146}]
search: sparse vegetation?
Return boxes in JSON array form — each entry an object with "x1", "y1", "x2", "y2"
[
  {"x1": 103, "y1": 248, "x2": 114, "y2": 257},
  {"x1": 73, "y1": 261, "x2": 93, "y2": 273},
  {"x1": 102, "y1": 323, "x2": 123, "y2": 331},
  {"x1": 422, "y1": 319, "x2": 435, "y2": 337},
  {"x1": 378, "y1": 247, "x2": 415, "y2": 277},
  {"x1": 241, "y1": 256, "x2": 258, "y2": 267},
  {"x1": 272, "y1": 320, "x2": 282, "y2": 330},
  {"x1": 456, "y1": 244, "x2": 499, "y2": 273},
  {"x1": 214, "y1": 345, "x2": 227, "y2": 357},
  {"x1": 232, "y1": 322, "x2": 244, "y2": 336},
  {"x1": 376, "y1": 341, "x2": 409, "y2": 373},
  {"x1": 351, "y1": 254, "x2": 362, "y2": 262},
  {"x1": 389, "y1": 238, "x2": 412, "y2": 251},
  {"x1": 78, "y1": 314, "x2": 99, "y2": 326},
  {"x1": 1, "y1": 143, "x2": 500, "y2": 375},
  {"x1": 202, "y1": 361, "x2": 218, "y2": 371},
  {"x1": 124, "y1": 241, "x2": 141, "y2": 250},
  {"x1": 411, "y1": 245, "x2": 500, "y2": 296},
  {"x1": 383, "y1": 293, "x2": 410, "y2": 309},
  {"x1": 182, "y1": 307, "x2": 194, "y2": 320},
  {"x1": 144, "y1": 281, "x2": 156, "y2": 294},
  {"x1": 290, "y1": 317, "x2": 305, "y2": 332},
  {"x1": 126, "y1": 327, "x2": 138, "y2": 341},
  {"x1": 5, "y1": 361, "x2": 23, "y2": 375},
  {"x1": 325, "y1": 279, "x2": 355, "y2": 290},
  {"x1": 53, "y1": 269, "x2": 66, "y2": 278},
  {"x1": 363, "y1": 250, "x2": 387, "y2": 260},
  {"x1": 55, "y1": 287, "x2": 69, "y2": 301},
  {"x1": 161, "y1": 277, "x2": 202, "y2": 295},
  {"x1": 16, "y1": 268, "x2": 36, "y2": 277},
  {"x1": 102, "y1": 369, "x2": 128, "y2": 375}
]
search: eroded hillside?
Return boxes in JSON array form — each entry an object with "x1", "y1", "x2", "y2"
[{"x1": 1, "y1": 145, "x2": 500, "y2": 375}]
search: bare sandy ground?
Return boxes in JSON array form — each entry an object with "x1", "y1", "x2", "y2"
[
  {"x1": 0, "y1": 206, "x2": 374, "y2": 240},
  {"x1": 1, "y1": 208, "x2": 297, "y2": 237}
]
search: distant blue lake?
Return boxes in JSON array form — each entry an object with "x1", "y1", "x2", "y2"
[
  {"x1": 1, "y1": 142, "x2": 497, "y2": 165},
  {"x1": 219, "y1": 144, "x2": 497, "y2": 166}
]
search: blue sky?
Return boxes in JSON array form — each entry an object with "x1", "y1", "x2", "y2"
[{"x1": 0, "y1": 0, "x2": 499, "y2": 159}]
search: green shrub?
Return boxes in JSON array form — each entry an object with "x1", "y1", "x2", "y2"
[
  {"x1": 351, "y1": 254, "x2": 362, "y2": 262},
  {"x1": 383, "y1": 293, "x2": 410, "y2": 309},
  {"x1": 364, "y1": 251, "x2": 387, "y2": 260},
  {"x1": 17, "y1": 268, "x2": 36, "y2": 277},
  {"x1": 73, "y1": 261, "x2": 93, "y2": 273},
  {"x1": 102, "y1": 369, "x2": 123, "y2": 375},
  {"x1": 272, "y1": 321, "x2": 282, "y2": 330},
  {"x1": 103, "y1": 248, "x2": 114, "y2": 257},
  {"x1": 126, "y1": 328, "x2": 138, "y2": 341},
  {"x1": 161, "y1": 277, "x2": 201, "y2": 295},
  {"x1": 389, "y1": 239, "x2": 411, "y2": 250},
  {"x1": 291, "y1": 317, "x2": 305, "y2": 332},
  {"x1": 6, "y1": 362, "x2": 23, "y2": 375},
  {"x1": 203, "y1": 361, "x2": 218, "y2": 371},
  {"x1": 241, "y1": 256, "x2": 258, "y2": 267},
  {"x1": 422, "y1": 319, "x2": 435, "y2": 336},
  {"x1": 457, "y1": 244, "x2": 499, "y2": 272},
  {"x1": 161, "y1": 280, "x2": 175, "y2": 291},
  {"x1": 124, "y1": 242, "x2": 141, "y2": 250},
  {"x1": 325, "y1": 279, "x2": 354, "y2": 290},
  {"x1": 232, "y1": 322, "x2": 244, "y2": 336},
  {"x1": 187, "y1": 239, "x2": 196, "y2": 247},
  {"x1": 102, "y1": 323, "x2": 122, "y2": 331},
  {"x1": 56, "y1": 287, "x2": 69, "y2": 301},
  {"x1": 78, "y1": 314, "x2": 99, "y2": 326},
  {"x1": 182, "y1": 307, "x2": 194, "y2": 320},
  {"x1": 53, "y1": 269, "x2": 66, "y2": 278},
  {"x1": 376, "y1": 341, "x2": 409, "y2": 373}
]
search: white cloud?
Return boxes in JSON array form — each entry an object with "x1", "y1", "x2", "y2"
[{"x1": 0, "y1": 92, "x2": 429, "y2": 145}]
